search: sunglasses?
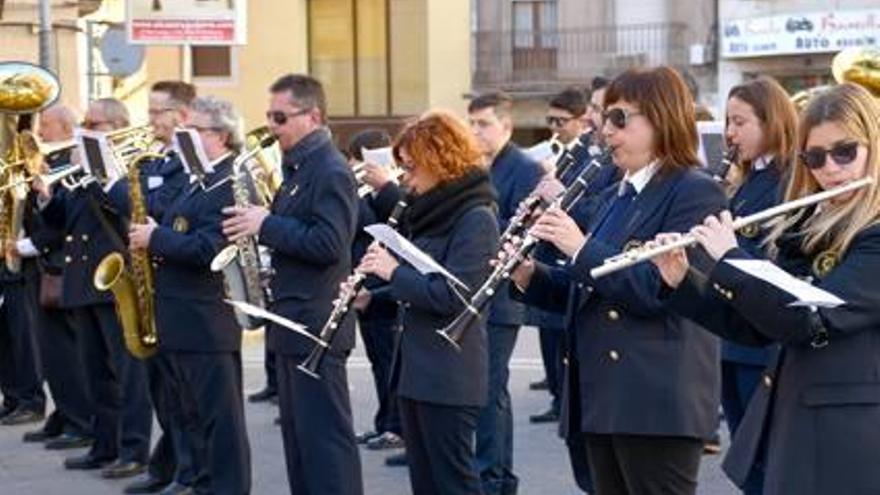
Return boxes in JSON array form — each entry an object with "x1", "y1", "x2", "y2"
[
  {"x1": 266, "y1": 108, "x2": 311, "y2": 126},
  {"x1": 545, "y1": 115, "x2": 573, "y2": 128},
  {"x1": 798, "y1": 141, "x2": 860, "y2": 170},
  {"x1": 602, "y1": 108, "x2": 642, "y2": 130}
]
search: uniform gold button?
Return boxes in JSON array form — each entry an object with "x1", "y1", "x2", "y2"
[
  {"x1": 81, "y1": 255, "x2": 87, "y2": 261},
  {"x1": 607, "y1": 309, "x2": 620, "y2": 321},
  {"x1": 562, "y1": 357, "x2": 569, "y2": 366},
  {"x1": 725, "y1": 290, "x2": 734, "y2": 300},
  {"x1": 65, "y1": 235, "x2": 73, "y2": 242},
  {"x1": 64, "y1": 255, "x2": 72, "y2": 263},
  {"x1": 609, "y1": 350, "x2": 620, "y2": 361},
  {"x1": 763, "y1": 375, "x2": 772, "y2": 388},
  {"x1": 81, "y1": 234, "x2": 89, "y2": 241}
]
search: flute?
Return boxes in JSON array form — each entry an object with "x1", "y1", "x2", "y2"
[{"x1": 589, "y1": 177, "x2": 874, "y2": 279}]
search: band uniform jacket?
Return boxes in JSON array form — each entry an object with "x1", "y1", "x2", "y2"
[
  {"x1": 143, "y1": 152, "x2": 188, "y2": 221},
  {"x1": 149, "y1": 156, "x2": 241, "y2": 353},
  {"x1": 722, "y1": 163, "x2": 784, "y2": 366},
  {"x1": 258, "y1": 129, "x2": 358, "y2": 357},
  {"x1": 40, "y1": 179, "x2": 131, "y2": 309},
  {"x1": 666, "y1": 223, "x2": 880, "y2": 495},
  {"x1": 516, "y1": 167, "x2": 727, "y2": 441}
]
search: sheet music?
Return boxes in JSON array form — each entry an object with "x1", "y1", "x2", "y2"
[
  {"x1": 361, "y1": 146, "x2": 395, "y2": 168},
  {"x1": 724, "y1": 259, "x2": 845, "y2": 308},
  {"x1": 76, "y1": 129, "x2": 121, "y2": 188},
  {"x1": 525, "y1": 140, "x2": 555, "y2": 163},
  {"x1": 174, "y1": 129, "x2": 215, "y2": 177},
  {"x1": 365, "y1": 224, "x2": 469, "y2": 290}
]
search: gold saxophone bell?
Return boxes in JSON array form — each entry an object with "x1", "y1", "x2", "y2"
[{"x1": 94, "y1": 252, "x2": 158, "y2": 359}]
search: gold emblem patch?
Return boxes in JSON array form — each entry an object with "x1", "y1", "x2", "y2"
[
  {"x1": 738, "y1": 223, "x2": 760, "y2": 239},
  {"x1": 811, "y1": 250, "x2": 839, "y2": 279},
  {"x1": 172, "y1": 216, "x2": 189, "y2": 233}
]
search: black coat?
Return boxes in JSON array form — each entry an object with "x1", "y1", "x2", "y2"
[
  {"x1": 142, "y1": 152, "x2": 189, "y2": 220},
  {"x1": 259, "y1": 129, "x2": 358, "y2": 357},
  {"x1": 388, "y1": 172, "x2": 498, "y2": 408},
  {"x1": 150, "y1": 156, "x2": 241, "y2": 352},
  {"x1": 518, "y1": 167, "x2": 727, "y2": 440},
  {"x1": 667, "y1": 224, "x2": 880, "y2": 495}
]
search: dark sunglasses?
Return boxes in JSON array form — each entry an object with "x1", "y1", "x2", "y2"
[
  {"x1": 266, "y1": 108, "x2": 311, "y2": 126},
  {"x1": 798, "y1": 141, "x2": 860, "y2": 170},
  {"x1": 602, "y1": 107, "x2": 642, "y2": 130},
  {"x1": 545, "y1": 115, "x2": 572, "y2": 128}
]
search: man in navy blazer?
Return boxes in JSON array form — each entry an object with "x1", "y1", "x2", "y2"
[
  {"x1": 468, "y1": 91, "x2": 544, "y2": 495},
  {"x1": 222, "y1": 74, "x2": 362, "y2": 495}
]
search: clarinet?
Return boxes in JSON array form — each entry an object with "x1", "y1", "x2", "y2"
[
  {"x1": 712, "y1": 145, "x2": 739, "y2": 184},
  {"x1": 298, "y1": 195, "x2": 410, "y2": 379},
  {"x1": 499, "y1": 134, "x2": 597, "y2": 246},
  {"x1": 437, "y1": 156, "x2": 606, "y2": 350}
]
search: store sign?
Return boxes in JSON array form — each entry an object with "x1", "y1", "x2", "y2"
[
  {"x1": 721, "y1": 9, "x2": 879, "y2": 58},
  {"x1": 127, "y1": 0, "x2": 247, "y2": 45}
]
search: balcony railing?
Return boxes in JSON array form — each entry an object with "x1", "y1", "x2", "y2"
[{"x1": 472, "y1": 23, "x2": 691, "y2": 94}]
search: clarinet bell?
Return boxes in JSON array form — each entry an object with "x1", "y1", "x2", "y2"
[
  {"x1": 297, "y1": 347, "x2": 324, "y2": 380},
  {"x1": 435, "y1": 306, "x2": 480, "y2": 352}
]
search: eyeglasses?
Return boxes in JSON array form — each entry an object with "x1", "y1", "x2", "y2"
[
  {"x1": 266, "y1": 108, "x2": 311, "y2": 126},
  {"x1": 81, "y1": 120, "x2": 110, "y2": 130},
  {"x1": 545, "y1": 115, "x2": 573, "y2": 128},
  {"x1": 798, "y1": 141, "x2": 861, "y2": 170},
  {"x1": 602, "y1": 108, "x2": 642, "y2": 130}
]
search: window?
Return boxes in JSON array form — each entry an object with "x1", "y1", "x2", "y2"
[
  {"x1": 513, "y1": 0, "x2": 558, "y2": 49},
  {"x1": 190, "y1": 46, "x2": 233, "y2": 79}
]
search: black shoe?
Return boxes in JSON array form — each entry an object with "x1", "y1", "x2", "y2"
[
  {"x1": 23, "y1": 428, "x2": 62, "y2": 443},
  {"x1": 248, "y1": 388, "x2": 277, "y2": 403},
  {"x1": 45, "y1": 433, "x2": 93, "y2": 450},
  {"x1": 366, "y1": 432, "x2": 404, "y2": 451},
  {"x1": 64, "y1": 453, "x2": 114, "y2": 470},
  {"x1": 356, "y1": 430, "x2": 380, "y2": 444},
  {"x1": 384, "y1": 451, "x2": 407, "y2": 467},
  {"x1": 124, "y1": 474, "x2": 173, "y2": 494},
  {"x1": 529, "y1": 378, "x2": 549, "y2": 391},
  {"x1": 101, "y1": 460, "x2": 148, "y2": 479},
  {"x1": 158, "y1": 482, "x2": 194, "y2": 495},
  {"x1": 1, "y1": 408, "x2": 45, "y2": 426},
  {"x1": 529, "y1": 407, "x2": 560, "y2": 424}
]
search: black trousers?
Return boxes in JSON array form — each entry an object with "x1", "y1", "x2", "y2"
[
  {"x1": 276, "y1": 352, "x2": 362, "y2": 495},
  {"x1": 1, "y1": 280, "x2": 45, "y2": 412},
  {"x1": 358, "y1": 315, "x2": 400, "y2": 435},
  {"x1": 146, "y1": 353, "x2": 197, "y2": 485},
  {"x1": 263, "y1": 347, "x2": 277, "y2": 393},
  {"x1": 399, "y1": 397, "x2": 483, "y2": 495},
  {"x1": 537, "y1": 325, "x2": 563, "y2": 408},
  {"x1": 167, "y1": 351, "x2": 250, "y2": 495},
  {"x1": 33, "y1": 303, "x2": 92, "y2": 435},
  {"x1": 584, "y1": 433, "x2": 703, "y2": 495},
  {"x1": 69, "y1": 304, "x2": 152, "y2": 462}
]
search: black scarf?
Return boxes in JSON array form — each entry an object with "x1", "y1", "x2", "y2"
[{"x1": 404, "y1": 170, "x2": 496, "y2": 238}]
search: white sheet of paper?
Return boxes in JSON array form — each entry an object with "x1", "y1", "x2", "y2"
[
  {"x1": 365, "y1": 224, "x2": 469, "y2": 290},
  {"x1": 224, "y1": 299, "x2": 325, "y2": 346},
  {"x1": 525, "y1": 140, "x2": 555, "y2": 163},
  {"x1": 77, "y1": 129, "x2": 122, "y2": 185},
  {"x1": 724, "y1": 259, "x2": 845, "y2": 308},
  {"x1": 361, "y1": 146, "x2": 395, "y2": 168}
]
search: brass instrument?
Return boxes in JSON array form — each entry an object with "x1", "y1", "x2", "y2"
[
  {"x1": 352, "y1": 161, "x2": 405, "y2": 197},
  {"x1": 93, "y1": 150, "x2": 165, "y2": 359},
  {"x1": 833, "y1": 47, "x2": 880, "y2": 96},
  {"x1": 589, "y1": 177, "x2": 874, "y2": 279},
  {"x1": 0, "y1": 62, "x2": 61, "y2": 114},
  {"x1": 211, "y1": 133, "x2": 277, "y2": 330},
  {"x1": 243, "y1": 126, "x2": 281, "y2": 205}
]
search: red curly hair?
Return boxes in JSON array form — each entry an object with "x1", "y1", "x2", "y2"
[{"x1": 393, "y1": 110, "x2": 484, "y2": 183}]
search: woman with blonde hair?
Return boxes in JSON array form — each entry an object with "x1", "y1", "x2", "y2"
[
  {"x1": 653, "y1": 82, "x2": 880, "y2": 495},
  {"x1": 358, "y1": 110, "x2": 498, "y2": 495}
]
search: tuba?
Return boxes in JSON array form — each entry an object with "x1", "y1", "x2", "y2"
[
  {"x1": 93, "y1": 149, "x2": 165, "y2": 359},
  {"x1": 211, "y1": 133, "x2": 277, "y2": 330},
  {"x1": 833, "y1": 47, "x2": 880, "y2": 96}
]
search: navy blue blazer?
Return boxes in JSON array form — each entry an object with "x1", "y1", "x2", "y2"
[
  {"x1": 259, "y1": 129, "x2": 358, "y2": 357},
  {"x1": 150, "y1": 157, "x2": 241, "y2": 353},
  {"x1": 389, "y1": 205, "x2": 498, "y2": 408},
  {"x1": 488, "y1": 143, "x2": 543, "y2": 326},
  {"x1": 722, "y1": 165, "x2": 785, "y2": 365},
  {"x1": 667, "y1": 224, "x2": 880, "y2": 495},
  {"x1": 142, "y1": 152, "x2": 188, "y2": 220},
  {"x1": 517, "y1": 167, "x2": 727, "y2": 440},
  {"x1": 40, "y1": 179, "x2": 131, "y2": 308}
]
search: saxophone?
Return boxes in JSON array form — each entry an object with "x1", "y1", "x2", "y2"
[
  {"x1": 211, "y1": 135, "x2": 276, "y2": 330},
  {"x1": 93, "y1": 151, "x2": 164, "y2": 359}
]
